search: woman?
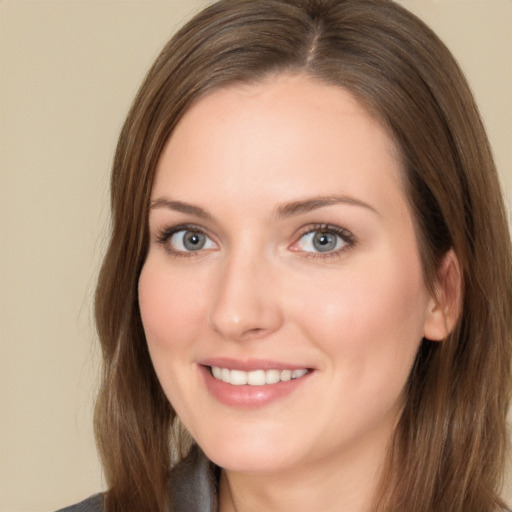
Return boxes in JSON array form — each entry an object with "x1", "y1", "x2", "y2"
[{"x1": 60, "y1": 0, "x2": 512, "y2": 511}]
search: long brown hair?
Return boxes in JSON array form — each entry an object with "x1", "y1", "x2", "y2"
[{"x1": 94, "y1": 1, "x2": 512, "y2": 510}]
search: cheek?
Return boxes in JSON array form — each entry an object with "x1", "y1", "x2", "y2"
[
  {"x1": 138, "y1": 261, "x2": 209, "y2": 364},
  {"x1": 295, "y1": 254, "x2": 428, "y2": 372},
  {"x1": 138, "y1": 259, "x2": 216, "y2": 423}
]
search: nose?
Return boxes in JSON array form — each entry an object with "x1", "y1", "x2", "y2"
[{"x1": 208, "y1": 249, "x2": 284, "y2": 342}]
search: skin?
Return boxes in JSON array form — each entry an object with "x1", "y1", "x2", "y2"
[{"x1": 138, "y1": 74, "x2": 449, "y2": 512}]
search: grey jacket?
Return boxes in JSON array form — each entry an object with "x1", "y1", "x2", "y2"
[
  {"x1": 56, "y1": 445, "x2": 217, "y2": 512},
  {"x1": 55, "y1": 447, "x2": 512, "y2": 512}
]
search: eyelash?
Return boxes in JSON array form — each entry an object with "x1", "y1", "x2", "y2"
[
  {"x1": 293, "y1": 223, "x2": 356, "y2": 259},
  {"x1": 154, "y1": 223, "x2": 356, "y2": 259},
  {"x1": 155, "y1": 224, "x2": 214, "y2": 258}
]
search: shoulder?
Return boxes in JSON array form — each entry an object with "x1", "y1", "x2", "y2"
[{"x1": 55, "y1": 494, "x2": 104, "y2": 512}]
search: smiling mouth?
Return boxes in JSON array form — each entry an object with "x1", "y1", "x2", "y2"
[{"x1": 210, "y1": 366, "x2": 310, "y2": 386}]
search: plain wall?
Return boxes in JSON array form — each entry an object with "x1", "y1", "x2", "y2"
[{"x1": 0, "y1": 1, "x2": 510, "y2": 511}]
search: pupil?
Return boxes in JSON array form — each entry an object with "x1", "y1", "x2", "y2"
[
  {"x1": 313, "y1": 231, "x2": 336, "y2": 252},
  {"x1": 184, "y1": 231, "x2": 205, "y2": 250}
]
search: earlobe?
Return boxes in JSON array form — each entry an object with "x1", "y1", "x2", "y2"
[{"x1": 423, "y1": 249, "x2": 462, "y2": 342}]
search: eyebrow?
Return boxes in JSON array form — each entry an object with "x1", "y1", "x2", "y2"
[
  {"x1": 274, "y1": 195, "x2": 379, "y2": 219},
  {"x1": 149, "y1": 194, "x2": 378, "y2": 220},
  {"x1": 149, "y1": 198, "x2": 213, "y2": 220}
]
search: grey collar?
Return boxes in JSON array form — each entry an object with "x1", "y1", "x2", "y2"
[{"x1": 169, "y1": 444, "x2": 219, "y2": 512}]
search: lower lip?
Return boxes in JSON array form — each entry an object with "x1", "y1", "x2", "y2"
[{"x1": 199, "y1": 365, "x2": 312, "y2": 409}]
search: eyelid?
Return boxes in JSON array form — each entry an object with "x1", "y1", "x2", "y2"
[
  {"x1": 289, "y1": 223, "x2": 356, "y2": 258},
  {"x1": 154, "y1": 223, "x2": 218, "y2": 256},
  {"x1": 152, "y1": 222, "x2": 355, "y2": 259}
]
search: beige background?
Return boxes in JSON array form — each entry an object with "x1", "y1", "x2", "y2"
[{"x1": 0, "y1": 1, "x2": 511, "y2": 511}]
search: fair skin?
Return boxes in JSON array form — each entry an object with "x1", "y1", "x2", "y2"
[{"x1": 138, "y1": 74, "x2": 452, "y2": 512}]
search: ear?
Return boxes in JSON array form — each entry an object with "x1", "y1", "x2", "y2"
[{"x1": 423, "y1": 249, "x2": 462, "y2": 342}]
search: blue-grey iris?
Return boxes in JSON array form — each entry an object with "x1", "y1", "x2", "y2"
[
  {"x1": 183, "y1": 231, "x2": 206, "y2": 250},
  {"x1": 313, "y1": 232, "x2": 337, "y2": 252}
]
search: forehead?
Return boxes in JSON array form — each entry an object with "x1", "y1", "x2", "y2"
[{"x1": 153, "y1": 73, "x2": 405, "y2": 213}]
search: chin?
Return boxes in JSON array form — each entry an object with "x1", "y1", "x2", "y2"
[
  {"x1": 195, "y1": 425, "x2": 301, "y2": 474},
  {"x1": 207, "y1": 446, "x2": 297, "y2": 475}
]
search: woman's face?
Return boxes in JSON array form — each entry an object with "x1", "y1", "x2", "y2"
[{"x1": 139, "y1": 74, "x2": 436, "y2": 475}]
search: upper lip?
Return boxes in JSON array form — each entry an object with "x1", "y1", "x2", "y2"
[{"x1": 199, "y1": 357, "x2": 312, "y2": 372}]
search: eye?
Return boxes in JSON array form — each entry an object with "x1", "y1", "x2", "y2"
[
  {"x1": 292, "y1": 226, "x2": 354, "y2": 255},
  {"x1": 159, "y1": 228, "x2": 216, "y2": 253}
]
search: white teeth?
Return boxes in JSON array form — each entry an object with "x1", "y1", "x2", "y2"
[
  {"x1": 292, "y1": 369, "x2": 308, "y2": 379},
  {"x1": 210, "y1": 366, "x2": 309, "y2": 386},
  {"x1": 230, "y1": 370, "x2": 247, "y2": 385},
  {"x1": 265, "y1": 369, "x2": 281, "y2": 384},
  {"x1": 247, "y1": 370, "x2": 266, "y2": 386},
  {"x1": 280, "y1": 369, "x2": 292, "y2": 382}
]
